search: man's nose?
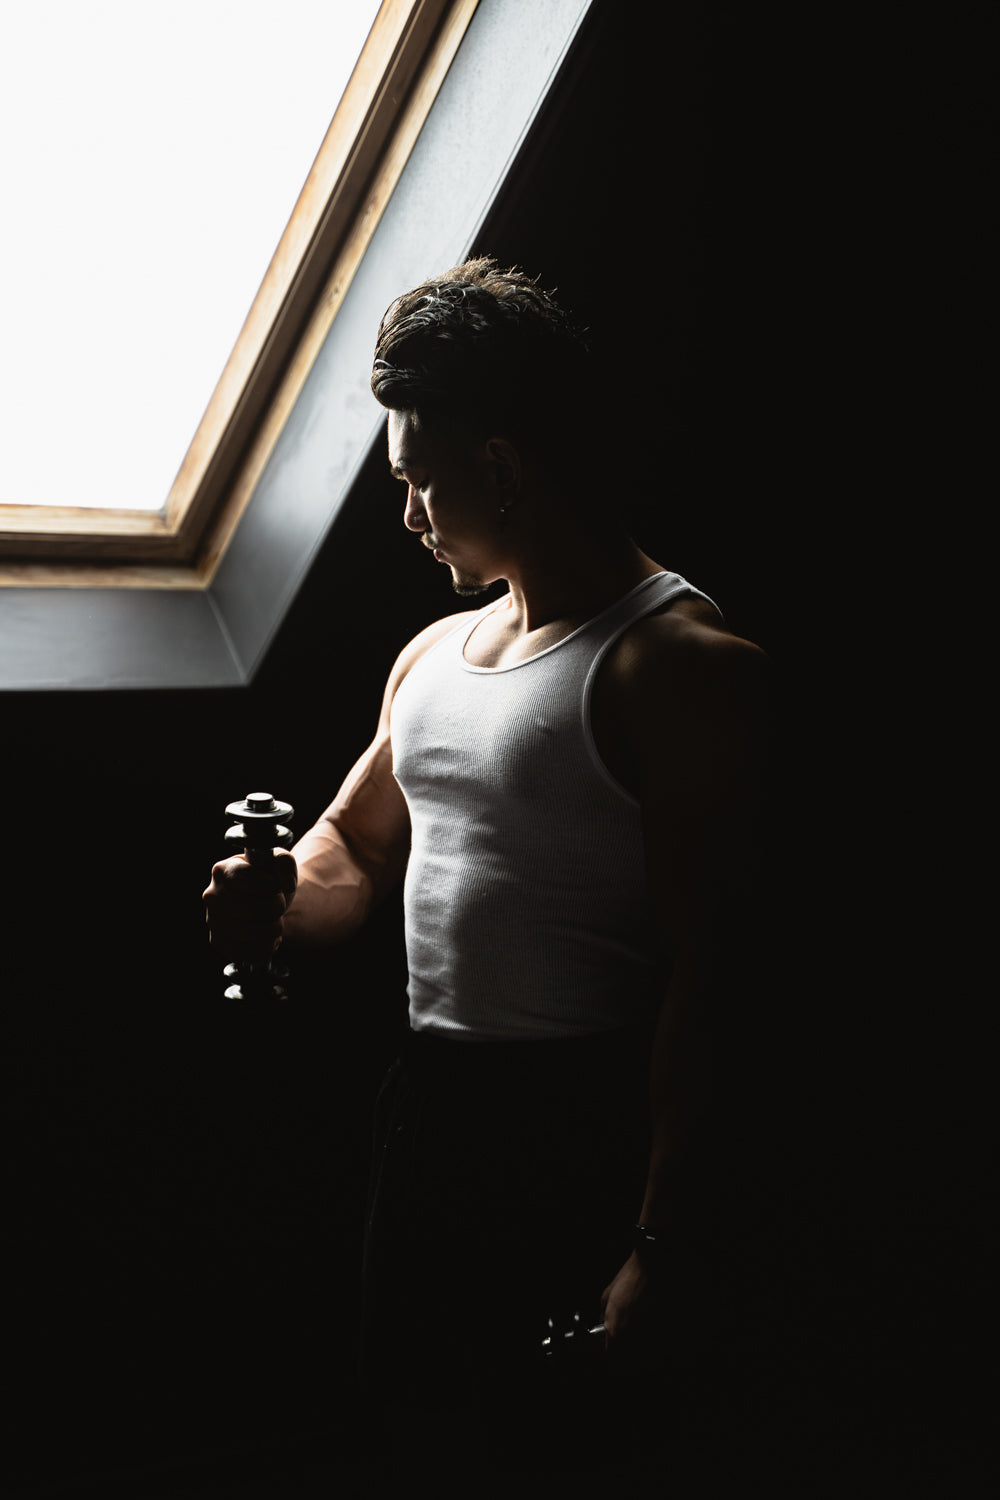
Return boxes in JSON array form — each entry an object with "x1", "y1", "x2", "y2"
[{"x1": 403, "y1": 485, "x2": 426, "y2": 532}]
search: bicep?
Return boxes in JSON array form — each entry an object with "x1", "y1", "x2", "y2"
[
  {"x1": 297, "y1": 615, "x2": 467, "y2": 884},
  {"x1": 306, "y1": 652, "x2": 412, "y2": 889},
  {"x1": 314, "y1": 729, "x2": 410, "y2": 890},
  {"x1": 295, "y1": 610, "x2": 474, "y2": 894},
  {"x1": 636, "y1": 642, "x2": 769, "y2": 964}
]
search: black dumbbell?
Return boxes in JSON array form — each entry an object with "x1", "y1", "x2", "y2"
[{"x1": 221, "y1": 792, "x2": 294, "y2": 1000}]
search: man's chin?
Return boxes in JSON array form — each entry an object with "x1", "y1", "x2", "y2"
[
  {"x1": 452, "y1": 573, "x2": 491, "y2": 597},
  {"x1": 450, "y1": 571, "x2": 490, "y2": 598}
]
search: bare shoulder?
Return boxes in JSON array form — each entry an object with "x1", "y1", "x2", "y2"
[
  {"x1": 606, "y1": 594, "x2": 769, "y2": 715},
  {"x1": 593, "y1": 594, "x2": 770, "y2": 813},
  {"x1": 400, "y1": 608, "x2": 478, "y2": 666},
  {"x1": 359, "y1": 606, "x2": 481, "y2": 752},
  {"x1": 384, "y1": 608, "x2": 478, "y2": 700}
]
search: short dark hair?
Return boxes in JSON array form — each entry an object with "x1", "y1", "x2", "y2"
[{"x1": 370, "y1": 257, "x2": 591, "y2": 469}]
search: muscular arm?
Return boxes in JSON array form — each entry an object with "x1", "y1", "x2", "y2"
[
  {"x1": 598, "y1": 604, "x2": 770, "y2": 1352},
  {"x1": 640, "y1": 622, "x2": 768, "y2": 1224},
  {"x1": 203, "y1": 611, "x2": 471, "y2": 955},
  {"x1": 284, "y1": 611, "x2": 473, "y2": 946},
  {"x1": 281, "y1": 717, "x2": 408, "y2": 947}
]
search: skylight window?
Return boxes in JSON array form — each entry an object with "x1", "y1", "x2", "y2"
[{"x1": 1, "y1": 0, "x2": 382, "y2": 513}]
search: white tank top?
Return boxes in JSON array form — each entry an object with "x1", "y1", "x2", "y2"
[{"x1": 390, "y1": 571, "x2": 717, "y2": 1040}]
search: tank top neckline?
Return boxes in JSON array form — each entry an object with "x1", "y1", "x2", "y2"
[{"x1": 459, "y1": 570, "x2": 674, "y2": 675}]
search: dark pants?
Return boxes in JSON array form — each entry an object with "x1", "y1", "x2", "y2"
[{"x1": 359, "y1": 1024, "x2": 653, "y2": 1460}]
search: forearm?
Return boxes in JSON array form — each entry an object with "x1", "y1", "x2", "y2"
[
  {"x1": 601, "y1": 974, "x2": 707, "y2": 1351},
  {"x1": 281, "y1": 819, "x2": 377, "y2": 946},
  {"x1": 638, "y1": 963, "x2": 711, "y2": 1231}
]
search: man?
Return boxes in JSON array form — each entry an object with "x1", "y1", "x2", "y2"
[{"x1": 203, "y1": 258, "x2": 767, "y2": 1469}]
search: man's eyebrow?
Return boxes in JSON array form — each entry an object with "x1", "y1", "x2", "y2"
[{"x1": 389, "y1": 460, "x2": 410, "y2": 481}]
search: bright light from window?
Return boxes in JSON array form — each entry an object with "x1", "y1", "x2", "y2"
[{"x1": 1, "y1": 0, "x2": 382, "y2": 510}]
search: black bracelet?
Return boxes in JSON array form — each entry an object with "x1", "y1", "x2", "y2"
[{"x1": 633, "y1": 1223, "x2": 665, "y2": 1262}]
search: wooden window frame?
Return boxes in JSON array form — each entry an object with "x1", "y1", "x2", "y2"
[{"x1": 0, "y1": 0, "x2": 480, "y2": 586}]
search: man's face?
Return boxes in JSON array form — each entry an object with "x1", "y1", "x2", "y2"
[{"x1": 387, "y1": 409, "x2": 504, "y2": 597}]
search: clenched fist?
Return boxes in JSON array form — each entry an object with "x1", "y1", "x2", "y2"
[{"x1": 202, "y1": 851, "x2": 298, "y2": 960}]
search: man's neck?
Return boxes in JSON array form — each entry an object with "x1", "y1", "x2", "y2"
[{"x1": 500, "y1": 535, "x2": 663, "y2": 636}]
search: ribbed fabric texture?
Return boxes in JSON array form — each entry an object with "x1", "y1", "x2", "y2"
[{"x1": 390, "y1": 571, "x2": 716, "y2": 1039}]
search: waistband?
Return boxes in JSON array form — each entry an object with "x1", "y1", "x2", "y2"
[{"x1": 401, "y1": 1021, "x2": 652, "y2": 1089}]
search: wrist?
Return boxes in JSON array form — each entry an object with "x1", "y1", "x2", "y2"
[{"x1": 632, "y1": 1222, "x2": 666, "y2": 1270}]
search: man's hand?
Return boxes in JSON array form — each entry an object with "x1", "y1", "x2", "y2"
[
  {"x1": 202, "y1": 851, "x2": 298, "y2": 960},
  {"x1": 602, "y1": 1241, "x2": 723, "y2": 1379},
  {"x1": 601, "y1": 1251, "x2": 662, "y2": 1376}
]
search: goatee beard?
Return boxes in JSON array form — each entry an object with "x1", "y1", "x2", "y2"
[{"x1": 451, "y1": 576, "x2": 490, "y2": 597}]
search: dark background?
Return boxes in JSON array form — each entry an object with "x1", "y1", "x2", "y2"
[{"x1": 4, "y1": 4, "x2": 985, "y2": 1494}]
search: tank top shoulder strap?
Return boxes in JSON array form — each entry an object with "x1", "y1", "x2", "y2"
[{"x1": 573, "y1": 570, "x2": 720, "y2": 653}]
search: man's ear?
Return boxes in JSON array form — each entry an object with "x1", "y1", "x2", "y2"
[{"x1": 484, "y1": 437, "x2": 523, "y2": 501}]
